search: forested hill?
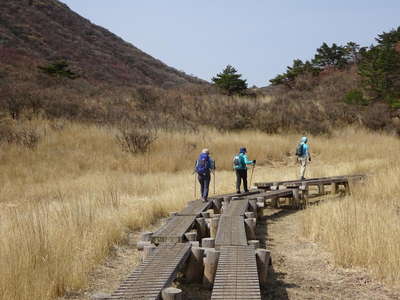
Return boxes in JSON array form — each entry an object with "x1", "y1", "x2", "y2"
[{"x1": 0, "y1": 0, "x2": 204, "y2": 87}]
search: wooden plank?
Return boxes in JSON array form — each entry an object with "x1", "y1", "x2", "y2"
[
  {"x1": 211, "y1": 246, "x2": 261, "y2": 300},
  {"x1": 255, "y1": 189, "x2": 293, "y2": 200},
  {"x1": 109, "y1": 243, "x2": 191, "y2": 300},
  {"x1": 208, "y1": 189, "x2": 261, "y2": 201},
  {"x1": 177, "y1": 199, "x2": 212, "y2": 216},
  {"x1": 241, "y1": 189, "x2": 293, "y2": 201},
  {"x1": 223, "y1": 199, "x2": 249, "y2": 216},
  {"x1": 215, "y1": 216, "x2": 247, "y2": 247},
  {"x1": 152, "y1": 216, "x2": 196, "y2": 243}
]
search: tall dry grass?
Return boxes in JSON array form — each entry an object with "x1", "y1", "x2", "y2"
[
  {"x1": 0, "y1": 119, "x2": 298, "y2": 300},
  {"x1": 302, "y1": 129, "x2": 400, "y2": 285},
  {"x1": 0, "y1": 119, "x2": 398, "y2": 299}
]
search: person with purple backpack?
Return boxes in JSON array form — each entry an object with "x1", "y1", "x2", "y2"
[{"x1": 194, "y1": 149, "x2": 215, "y2": 202}]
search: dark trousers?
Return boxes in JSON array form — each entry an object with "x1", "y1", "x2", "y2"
[
  {"x1": 198, "y1": 173, "x2": 211, "y2": 200},
  {"x1": 236, "y1": 169, "x2": 248, "y2": 192}
]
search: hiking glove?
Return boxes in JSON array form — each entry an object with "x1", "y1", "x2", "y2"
[{"x1": 253, "y1": 160, "x2": 256, "y2": 164}]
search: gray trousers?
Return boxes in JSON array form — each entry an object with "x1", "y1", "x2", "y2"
[{"x1": 299, "y1": 157, "x2": 308, "y2": 178}]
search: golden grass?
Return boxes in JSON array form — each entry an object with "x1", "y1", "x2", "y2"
[
  {"x1": 0, "y1": 120, "x2": 399, "y2": 299},
  {"x1": 301, "y1": 129, "x2": 400, "y2": 285}
]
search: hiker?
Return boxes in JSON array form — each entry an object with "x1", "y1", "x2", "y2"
[
  {"x1": 195, "y1": 149, "x2": 215, "y2": 202},
  {"x1": 233, "y1": 147, "x2": 256, "y2": 194},
  {"x1": 296, "y1": 136, "x2": 311, "y2": 180}
]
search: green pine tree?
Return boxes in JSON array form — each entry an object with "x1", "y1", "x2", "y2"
[
  {"x1": 376, "y1": 26, "x2": 400, "y2": 47},
  {"x1": 212, "y1": 65, "x2": 247, "y2": 95},
  {"x1": 358, "y1": 45, "x2": 400, "y2": 101},
  {"x1": 344, "y1": 41, "x2": 365, "y2": 64},
  {"x1": 269, "y1": 59, "x2": 319, "y2": 87},
  {"x1": 312, "y1": 42, "x2": 349, "y2": 69}
]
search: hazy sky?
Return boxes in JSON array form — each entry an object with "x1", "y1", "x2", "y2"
[{"x1": 60, "y1": 0, "x2": 399, "y2": 86}]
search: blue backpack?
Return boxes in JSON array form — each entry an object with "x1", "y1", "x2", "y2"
[
  {"x1": 196, "y1": 153, "x2": 211, "y2": 174},
  {"x1": 233, "y1": 153, "x2": 245, "y2": 169}
]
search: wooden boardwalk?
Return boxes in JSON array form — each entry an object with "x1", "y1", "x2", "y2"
[
  {"x1": 177, "y1": 199, "x2": 213, "y2": 216},
  {"x1": 223, "y1": 199, "x2": 249, "y2": 216},
  {"x1": 152, "y1": 216, "x2": 196, "y2": 243},
  {"x1": 215, "y1": 216, "x2": 247, "y2": 248},
  {"x1": 106, "y1": 174, "x2": 365, "y2": 299},
  {"x1": 211, "y1": 246, "x2": 261, "y2": 300},
  {"x1": 109, "y1": 243, "x2": 191, "y2": 300},
  {"x1": 255, "y1": 174, "x2": 365, "y2": 190}
]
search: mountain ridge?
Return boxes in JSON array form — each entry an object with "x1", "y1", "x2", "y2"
[{"x1": 0, "y1": 0, "x2": 205, "y2": 87}]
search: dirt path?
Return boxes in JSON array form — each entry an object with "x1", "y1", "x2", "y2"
[{"x1": 261, "y1": 209, "x2": 400, "y2": 300}]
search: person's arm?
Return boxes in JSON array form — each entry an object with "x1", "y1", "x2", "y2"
[
  {"x1": 306, "y1": 145, "x2": 311, "y2": 161},
  {"x1": 243, "y1": 154, "x2": 254, "y2": 165}
]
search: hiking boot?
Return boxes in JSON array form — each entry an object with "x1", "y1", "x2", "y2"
[
  {"x1": 236, "y1": 190, "x2": 241, "y2": 194},
  {"x1": 244, "y1": 190, "x2": 249, "y2": 193}
]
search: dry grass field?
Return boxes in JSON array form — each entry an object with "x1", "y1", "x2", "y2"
[{"x1": 0, "y1": 119, "x2": 399, "y2": 299}]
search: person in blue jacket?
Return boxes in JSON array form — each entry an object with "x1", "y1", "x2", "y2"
[
  {"x1": 296, "y1": 136, "x2": 311, "y2": 180},
  {"x1": 233, "y1": 147, "x2": 256, "y2": 194},
  {"x1": 195, "y1": 149, "x2": 215, "y2": 202}
]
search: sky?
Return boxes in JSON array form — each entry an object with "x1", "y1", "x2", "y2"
[{"x1": 60, "y1": 0, "x2": 400, "y2": 87}]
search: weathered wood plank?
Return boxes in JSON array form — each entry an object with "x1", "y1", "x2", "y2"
[
  {"x1": 152, "y1": 216, "x2": 196, "y2": 243},
  {"x1": 215, "y1": 216, "x2": 247, "y2": 247},
  {"x1": 223, "y1": 199, "x2": 249, "y2": 216},
  {"x1": 208, "y1": 189, "x2": 261, "y2": 201},
  {"x1": 211, "y1": 246, "x2": 261, "y2": 300},
  {"x1": 109, "y1": 243, "x2": 191, "y2": 300},
  {"x1": 177, "y1": 199, "x2": 213, "y2": 216}
]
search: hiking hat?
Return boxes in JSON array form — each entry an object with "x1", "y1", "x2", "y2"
[
  {"x1": 301, "y1": 136, "x2": 308, "y2": 143},
  {"x1": 239, "y1": 147, "x2": 247, "y2": 153},
  {"x1": 202, "y1": 148, "x2": 210, "y2": 154}
]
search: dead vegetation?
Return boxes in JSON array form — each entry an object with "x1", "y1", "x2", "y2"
[{"x1": 0, "y1": 120, "x2": 399, "y2": 300}]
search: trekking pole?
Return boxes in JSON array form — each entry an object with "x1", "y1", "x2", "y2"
[
  {"x1": 213, "y1": 160, "x2": 216, "y2": 195},
  {"x1": 213, "y1": 171, "x2": 216, "y2": 195},
  {"x1": 194, "y1": 173, "x2": 197, "y2": 199},
  {"x1": 249, "y1": 164, "x2": 256, "y2": 188}
]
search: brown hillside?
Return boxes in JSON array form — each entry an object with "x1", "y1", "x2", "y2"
[{"x1": 0, "y1": 0, "x2": 205, "y2": 87}]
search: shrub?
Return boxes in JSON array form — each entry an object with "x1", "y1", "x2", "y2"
[
  {"x1": 115, "y1": 126, "x2": 157, "y2": 154},
  {"x1": 344, "y1": 89, "x2": 368, "y2": 105},
  {"x1": 362, "y1": 103, "x2": 390, "y2": 130},
  {"x1": 0, "y1": 122, "x2": 41, "y2": 149},
  {"x1": 38, "y1": 61, "x2": 79, "y2": 79}
]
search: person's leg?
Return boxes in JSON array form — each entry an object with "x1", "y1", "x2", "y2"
[
  {"x1": 203, "y1": 173, "x2": 210, "y2": 201},
  {"x1": 198, "y1": 174, "x2": 205, "y2": 200},
  {"x1": 242, "y1": 169, "x2": 248, "y2": 192},
  {"x1": 300, "y1": 158, "x2": 307, "y2": 179},
  {"x1": 235, "y1": 170, "x2": 241, "y2": 193}
]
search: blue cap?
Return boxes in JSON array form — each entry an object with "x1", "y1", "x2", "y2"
[{"x1": 239, "y1": 147, "x2": 247, "y2": 153}]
